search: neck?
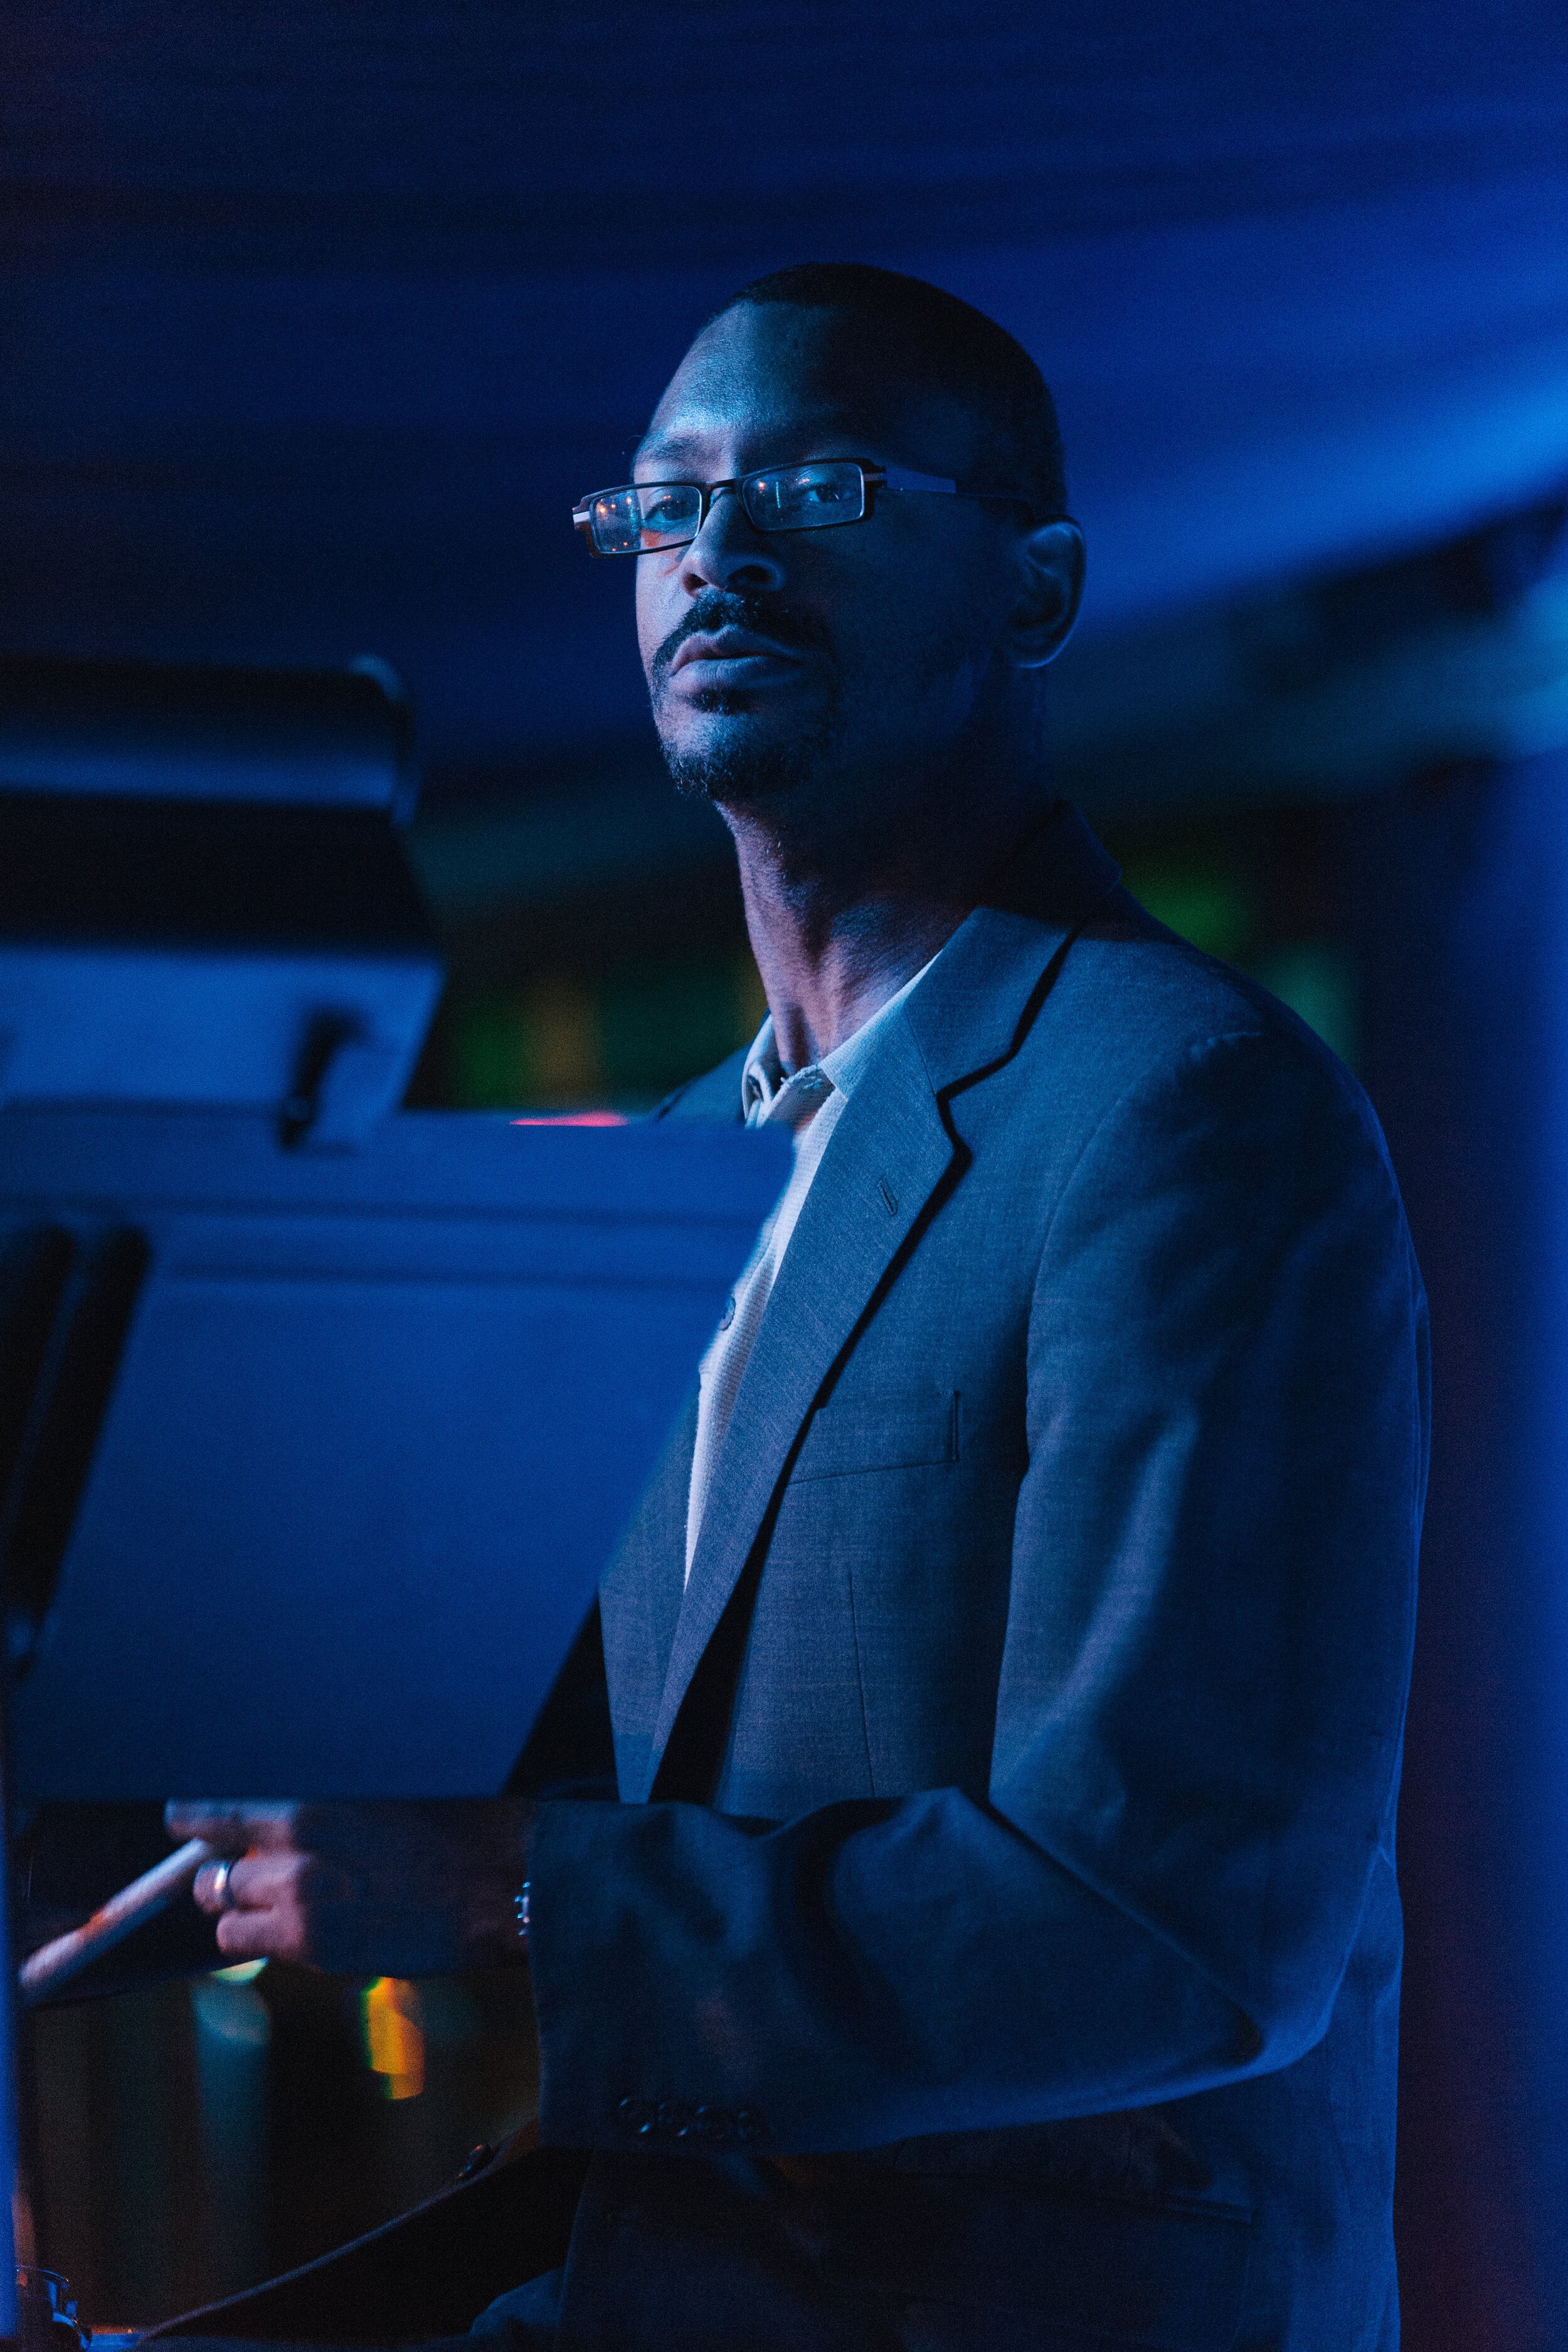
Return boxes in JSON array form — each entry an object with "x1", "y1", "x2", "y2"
[{"x1": 723, "y1": 751, "x2": 1052, "y2": 1073}]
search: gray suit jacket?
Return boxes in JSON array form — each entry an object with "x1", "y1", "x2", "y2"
[{"x1": 522, "y1": 802, "x2": 1428, "y2": 2352}]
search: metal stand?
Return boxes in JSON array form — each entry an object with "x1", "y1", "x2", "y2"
[{"x1": 0, "y1": 1724, "x2": 25, "y2": 2346}]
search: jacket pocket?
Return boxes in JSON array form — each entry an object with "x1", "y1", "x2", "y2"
[{"x1": 792, "y1": 1388, "x2": 960, "y2": 1481}]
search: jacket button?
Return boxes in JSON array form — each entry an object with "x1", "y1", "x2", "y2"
[{"x1": 734, "y1": 2109, "x2": 766, "y2": 2144}]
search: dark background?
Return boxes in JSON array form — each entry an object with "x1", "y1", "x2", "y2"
[{"x1": 6, "y1": 6, "x2": 1568, "y2": 2341}]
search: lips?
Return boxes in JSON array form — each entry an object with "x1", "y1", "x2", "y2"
[{"x1": 668, "y1": 627, "x2": 803, "y2": 676}]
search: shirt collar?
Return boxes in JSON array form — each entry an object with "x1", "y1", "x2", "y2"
[{"x1": 738, "y1": 951, "x2": 941, "y2": 1128}]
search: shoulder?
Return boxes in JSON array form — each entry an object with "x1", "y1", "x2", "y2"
[
  {"x1": 974, "y1": 887, "x2": 1403, "y2": 1236},
  {"x1": 1043, "y1": 886, "x2": 1371, "y2": 1131},
  {"x1": 1020, "y1": 909, "x2": 1424, "y2": 1383},
  {"x1": 647, "y1": 1046, "x2": 748, "y2": 1125}
]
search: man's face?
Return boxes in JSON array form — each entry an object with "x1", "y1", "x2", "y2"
[{"x1": 634, "y1": 303, "x2": 1030, "y2": 813}]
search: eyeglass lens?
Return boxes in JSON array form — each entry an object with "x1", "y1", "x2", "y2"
[
  {"x1": 588, "y1": 462, "x2": 867, "y2": 554},
  {"x1": 742, "y1": 463, "x2": 866, "y2": 532}
]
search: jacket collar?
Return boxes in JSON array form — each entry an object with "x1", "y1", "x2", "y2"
[
  {"x1": 902, "y1": 798, "x2": 1121, "y2": 1094},
  {"x1": 638, "y1": 800, "x2": 1121, "y2": 1798}
]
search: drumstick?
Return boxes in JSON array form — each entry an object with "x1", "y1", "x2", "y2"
[{"x1": 17, "y1": 1838, "x2": 214, "y2": 2004}]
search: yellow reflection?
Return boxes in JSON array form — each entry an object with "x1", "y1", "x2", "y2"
[{"x1": 362, "y1": 1976, "x2": 425, "y2": 2100}]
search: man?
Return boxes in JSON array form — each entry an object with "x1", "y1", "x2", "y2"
[{"x1": 163, "y1": 265, "x2": 1428, "y2": 2349}]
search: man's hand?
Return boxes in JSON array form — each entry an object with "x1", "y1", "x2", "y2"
[{"x1": 164, "y1": 1799, "x2": 535, "y2": 1976}]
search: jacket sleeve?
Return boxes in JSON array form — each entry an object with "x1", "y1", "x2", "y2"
[{"x1": 527, "y1": 1026, "x2": 1429, "y2": 2154}]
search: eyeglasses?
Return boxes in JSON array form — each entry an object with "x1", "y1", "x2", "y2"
[{"x1": 571, "y1": 459, "x2": 1031, "y2": 557}]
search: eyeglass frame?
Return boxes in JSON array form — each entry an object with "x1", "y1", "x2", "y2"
[{"x1": 571, "y1": 460, "x2": 1036, "y2": 556}]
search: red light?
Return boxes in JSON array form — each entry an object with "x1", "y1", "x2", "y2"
[{"x1": 510, "y1": 1112, "x2": 628, "y2": 1127}]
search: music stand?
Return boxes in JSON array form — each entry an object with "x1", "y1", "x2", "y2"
[
  {"x1": 0, "y1": 654, "x2": 780, "y2": 2339},
  {"x1": 1, "y1": 1105, "x2": 783, "y2": 1801}
]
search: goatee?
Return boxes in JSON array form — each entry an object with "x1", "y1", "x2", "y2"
[
  {"x1": 660, "y1": 704, "x2": 839, "y2": 807},
  {"x1": 650, "y1": 588, "x2": 839, "y2": 807}
]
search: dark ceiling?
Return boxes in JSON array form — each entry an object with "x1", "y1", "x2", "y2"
[{"x1": 4, "y1": 4, "x2": 1568, "y2": 792}]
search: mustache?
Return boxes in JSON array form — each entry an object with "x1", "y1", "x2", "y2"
[{"x1": 650, "y1": 591, "x2": 832, "y2": 683}]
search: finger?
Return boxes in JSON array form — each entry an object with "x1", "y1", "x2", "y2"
[
  {"x1": 195, "y1": 1850, "x2": 354, "y2": 1918},
  {"x1": 166, "y1": 1801, "x2": 300, "y2": 1851},
  {"x1": 193, "y1": 1855, "x2": 268, "y2": 1915},
  {"x1": 191, "y1": 1852, "x2": 292, "y2": 1915},
  {"x1": 193, "y1": 1853, "x2": 272, "y2": 1910},
  {"x1": 214, "y1": 1905, "x2": 304, "y2": 1965}
]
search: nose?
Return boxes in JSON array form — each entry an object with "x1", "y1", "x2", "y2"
[{"x1": 678, "y1": 485, "x2": 788, "y2": 596}]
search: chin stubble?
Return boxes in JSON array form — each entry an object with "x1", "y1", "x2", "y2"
[
  {"x1": 650, "y1": 589, "x2": 841, "y2": 807},
  {"x1": 659, "y1": 696, "x2": 842, "y2": 807}
]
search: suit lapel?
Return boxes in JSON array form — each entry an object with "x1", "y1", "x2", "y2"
[
  {"x1": 638, "y1": 800, "x2": 1124, "y2": 1798},
  {"x1": 644, "y1": 1013, "x2": 955, "y2": 1794},
  {"x1": 597, "y1": 1386, "x2": 698, "y2": 1795}
]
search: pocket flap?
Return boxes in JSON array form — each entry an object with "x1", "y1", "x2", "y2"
[{"x1": 792, "y1": 1389, "x2": 960, "y2": 1481}]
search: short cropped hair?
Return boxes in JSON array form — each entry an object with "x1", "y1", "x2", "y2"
[{"x1": 712, "y1": 262, "x2": 1067, "y2": 522}]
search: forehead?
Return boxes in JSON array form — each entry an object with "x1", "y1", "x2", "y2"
[{"x1": 638, "y1": 302, "x2": 972, "y2": 471}]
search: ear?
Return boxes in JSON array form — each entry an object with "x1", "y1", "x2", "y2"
[{"x1": 1005, "y1": 519, "x2": 1086, "y2": 670}]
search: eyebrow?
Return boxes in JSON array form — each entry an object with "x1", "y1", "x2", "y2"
[{"x1": 633, "y1": 412, "x2": 877, "y2": 473}]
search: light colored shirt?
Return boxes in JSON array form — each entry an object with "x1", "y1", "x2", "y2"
[{"x1": 684, "y1": 955, "x2": 938, "y2": 1581}]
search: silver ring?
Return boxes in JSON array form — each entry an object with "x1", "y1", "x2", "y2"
[{"x1": 209, "y1": 1857, "x2": 236, "y2": 1911}]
